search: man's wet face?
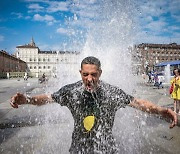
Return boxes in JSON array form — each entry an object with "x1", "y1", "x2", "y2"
[{"x1": 80, "y1": 64, "x2": 102, "y2": 92}]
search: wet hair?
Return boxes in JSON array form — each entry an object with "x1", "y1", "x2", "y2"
[
  {"x1": 178, "y1": 68, "x2": 180, "y2": 75},
  {"x1": 81, "y1": 56, "x2": 101, "y2": 70},
  {"x1": 173, "y1": 68, "x2": 180, "y2": 76}
]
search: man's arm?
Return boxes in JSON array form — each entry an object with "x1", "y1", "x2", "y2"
[
  {"x1": 129, "y1": 98, "x2": 178, "y2": 128},
  {"x1": 10, "y1": 93, "x2": 53, "y2": 108}
]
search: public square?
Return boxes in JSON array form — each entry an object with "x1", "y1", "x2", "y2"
[
  {"x1": 0, "y1": 76, "x2": 180, "y2": 154},
  {"x1": 0, "y1": 0, "x2": 180, "y2": 153}
]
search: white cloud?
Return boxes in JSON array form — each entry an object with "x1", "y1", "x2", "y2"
[
  {"x1": 11, "y1": 12, "x2": 23, "y2": 19},
  {"x1": 76, "y1": 10, "x2": 97, "y2": 19},
  {"x1": 71, "y1": 0, "x2": 99, "y2": 19},
  {"x1": 135, "y1": 30, "x2": 180, "y2": 44},
  {"x1": 145, "y1": 20, "x2": 166, "y2": 32},
  {"x1": 172, "y1": 14, "x2": 180, "y2": 22},
  {"x1": 168, "y1": 25, "x2": 180, "y2": 31},
  {"x1": 56, "y1": 27, "x2": 68, "y2": 34},
  {"x1": 25, "y1": 0, "x2": 99, "y2": 28},
  {"x1": 23, "y1": 0, "x2": 179, "y2": 46},
  {"x1": 11, "y1": 12, "x2": 31, "y2": 20},
  {"x1": 27, "y1": 3, "x2": 44, "y2": 12},
  {"x1": 56, "y1": 27, "x2": 75, "y2": 36},
  {"x1": 47, "y1": 1, "x2": 69, "y2": 12},
  {"x1": 70, "y1": 17, "x2": 94, "y2": 29},
  {"x1": 138, "y1": 0, "x2": 168, "y2": 17},
  {"x1": 0, "y1": 35, "x2": 4, "y2": 41},
  {"x1": 168, "y1": 0, "x2": 180, "y2": 14},
  {"x1": 144, "y1": 16, "x2": 153, "y2": 23},
  {"x1": 135, "y1": 0, "x2": 180, "y2": 45},
  {"x1": 33, "y1": 14, "x2": 56, "y2": 25},
  {"x1": 66, "y1": 0, "x2": 101, "y2": 30},
  {"x1": 25, "y1": 16, "x2": 31, "y2": 19}
]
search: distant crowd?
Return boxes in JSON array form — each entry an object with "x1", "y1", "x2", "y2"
[{"x1": 142, "y1": 68, "x2": 180, "y2": 115}]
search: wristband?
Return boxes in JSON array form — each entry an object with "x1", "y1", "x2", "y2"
[{"x1": 26, "y1": 95, "x2": 34, "y2": 104}]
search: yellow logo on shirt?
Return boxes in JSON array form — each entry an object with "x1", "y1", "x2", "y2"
[{"x1": 83, "y1": 115, "x2": 95, "y2": 132}]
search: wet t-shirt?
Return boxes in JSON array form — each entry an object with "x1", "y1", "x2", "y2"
[{"x1": 52, "y1": 80, "x2": 134, "y2": 154}]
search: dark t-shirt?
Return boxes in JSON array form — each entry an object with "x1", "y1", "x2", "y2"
[{"x1": 52, "y1": 80, "x2": 134, "y2": 154}]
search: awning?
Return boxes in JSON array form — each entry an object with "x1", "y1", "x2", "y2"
[{"x1": 155, "y1": 60, "x2": 180, "y2": 67}]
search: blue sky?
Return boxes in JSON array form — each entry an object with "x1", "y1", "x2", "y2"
[{"x1": 0, "y1": 0, "x2": 180, "y2": 54}]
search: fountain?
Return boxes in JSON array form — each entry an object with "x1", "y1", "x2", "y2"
[
  {"x1": 1, "y1": 0, "x2": 178, "y2": 154},
  {"x1": 45, "y1": 0, "x2": 145, "y2": 153},
  {"x1": 164, "y1": 64, "x2": 171, "y2": 86},
  {"x1": 44, "y1": 0, "x2": 149, "y2": 153}
]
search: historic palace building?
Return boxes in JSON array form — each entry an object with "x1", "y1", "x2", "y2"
[
  {"x1": 133, "y1": 43, "x2": 180, "y2": 74},
  {"x1": 0, "y1": 50, "x2": 27, "y2": 78},
  {"x1": 15, "y1": 38, "x2": 80, "y2": 77}
]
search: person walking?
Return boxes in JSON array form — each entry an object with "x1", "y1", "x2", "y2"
[
  {"x1": 170, "y1": 68, "x2": 180, "y2": 114},
  {"x1": 148, "y1": 71, "x2": 152, "y2": 83},
  {"x1": 176, "y1": 69, "x2": 180, "y2": 115},
  {"x1": 10, "y1": 56, "x2": 177, "y2": 154}
]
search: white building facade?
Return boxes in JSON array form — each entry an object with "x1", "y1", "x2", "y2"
[{"x1": 16, "y1": 38, "x2": 80, "y2": 77}]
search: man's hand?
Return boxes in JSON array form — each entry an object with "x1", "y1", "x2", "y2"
[
  {"x1": 10, "y1": 93, "x2": 27, "y2": 108},
  {"x1": 165, "y1": 108, "x2": 178, "y2": 129}
]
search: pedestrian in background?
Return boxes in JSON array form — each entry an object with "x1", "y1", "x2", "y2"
[
  {"x1": 148, "y1": 71, "x2": 152, "y2": 83},
  {"x1": 170, "y1": 68, "x2": 180, "y2": 114}
]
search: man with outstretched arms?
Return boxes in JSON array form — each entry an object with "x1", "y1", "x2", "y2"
[{"x1": 11, "y1": 56, "x2": 177, "y2": 154}]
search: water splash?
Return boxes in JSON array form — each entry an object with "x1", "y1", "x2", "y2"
[
  {"x1": 45, "y1": 0, "x2": 143, "y2": 153},
  {"x1": 80, "y1": 0, "x2": 137, "y2": 94},
  {"x1": 164, "y1": 64, "x2": 171, "y2": 84}
]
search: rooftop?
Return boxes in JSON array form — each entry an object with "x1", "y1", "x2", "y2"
[{"x1": 136, "y1": 43, "x2": 180, "y2": 49}]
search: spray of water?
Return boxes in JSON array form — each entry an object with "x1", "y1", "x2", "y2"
[
  {"x1": 45, "y1": 0, "x2": 145, "y2": 153},
  {"x1": 164, "y1": 64, "x2": 171, "y2": 84},
  {"x1": 80, "y1": 0, "x2": 137, "y2": 93}
]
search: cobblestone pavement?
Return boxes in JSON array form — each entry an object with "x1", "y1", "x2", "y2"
[{"x1": 0, "y1": 77, "x2": 180, "y2": 154}]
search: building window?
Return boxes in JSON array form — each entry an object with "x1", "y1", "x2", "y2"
[
  {"x1": 43, "y1": 58, "x2": 46, "y2": 62},
  {"x1": 48, "y1": 58, "x2": 50, "y2": 62},
  {"x1": 30, "y1": 66, "x2": 32, "y2": 69},
  {"x1": 29, "y1": 58, "x2": 32, "y2": 61},
  {"x1": 39, "y1": 66, "x2": 41, "y2": 69},
  {"x1": 48, "y1": 66, "x2": 50, "y2": 69},
  {"x1": 38, "y1": 58, "x2": 41, "y2": 61},
  {"x1": 34, "y1": 58, "x2": 36, "y2": 61},
  {"x1": 34, "y1": 66, "x2": 36, "y2": 69},
  {"x1": 43, "y1": 66, "x2": 46, "y2": 69}
]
